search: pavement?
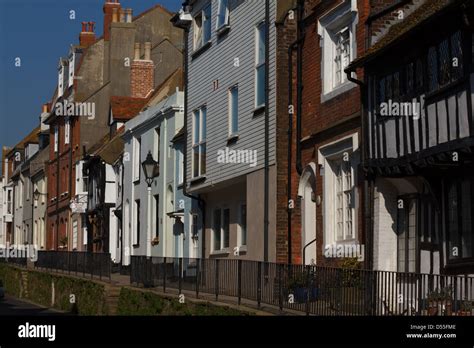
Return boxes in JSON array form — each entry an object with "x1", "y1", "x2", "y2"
[{"x1": 0, "y1": 295, "x2": 64, "y2": 316}]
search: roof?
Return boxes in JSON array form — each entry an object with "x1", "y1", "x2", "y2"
[
  {"x1": 110, "y1": 96, "x2": 150, "y2": 122},
  {"x1": 348, "y1": 0, "x2": 467, "y2": 70},
  {"x1": 6, "y1": 126, "x2": 40, "y2": 158},
  {"x1": 171, "y1": 127, "x2": 185, "y2": 143},
  {"x1": 88, "y1": 127, "x2": 125, "y2": 165}
]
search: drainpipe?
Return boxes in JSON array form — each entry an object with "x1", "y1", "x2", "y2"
[
  {"x1": 295, "y1": 0, "x2": 305, "y2": 177},
  {"x1": 180, "y1": 17, "x2": 206, "y2": 259},
  {"x1": 287, "y1": 2, "x2": 305, "y2": 265},
  {"x1": 263, "y1": 0, "x2": 270, "y2": 264}
]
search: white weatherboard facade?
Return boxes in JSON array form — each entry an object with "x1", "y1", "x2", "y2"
[
  {"x1": 122, "y1": 91, "x2": 198, "y2": 265},
  {"x1": 184, "y1": 0, "x2": 278, "y2": 261}
]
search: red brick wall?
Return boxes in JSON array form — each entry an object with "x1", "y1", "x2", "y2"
[
  {"x1": 131, "y1": 60, "x2": 154, "y2": 98},
  {"x1": 275, "y1": 12, "x2": 298, "y2": 264},
  {"x1": 283, "y1": 0, "x2": 368, "y2": 266}
]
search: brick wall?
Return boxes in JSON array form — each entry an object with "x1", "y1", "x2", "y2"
[
  {"x1": 286, "y1": 0, "x2": 368, "y2": 266},
  {"x1": 275, "y1": 11, "x2": 298, "y2": 264},
  {"x1": 130, "y1": 60, "x2": 154, "y2": 98}
]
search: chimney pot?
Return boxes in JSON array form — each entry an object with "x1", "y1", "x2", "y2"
[
  {"x1": 144, "y1": 42, "x2": 152, "y2": 61},
  {"x1": 112, "y1": 8, "x2": 118, "y2": 23},
  {"x1": 134, "y1": 43, "x2": 141, "y2": 60},
  {"x1": 119, "y1": 8, "x2": 125, "y2": 23},
  {"x1": 81, "y1": 22, "x2": 87, "y2": 32},
  {"x1": 42, "y1": 104, "x2": 49, "y2": 113},
  {"x1": 88, "y1": 21, "x2": 95, "y2": 33},
  {"x1": 126, "y1": 8, "x2": 133, "y2": 23}
]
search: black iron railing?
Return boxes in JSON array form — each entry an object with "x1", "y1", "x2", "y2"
[
  {"x1": 130, "y1": 256, "x2": 474, "y2": 316},
  {"x1": 34, "y1": 251, "x2": 112, "y2": 281}
]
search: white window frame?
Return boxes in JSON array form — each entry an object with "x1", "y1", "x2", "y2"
[
  {"x1": 255, "y1": 21, "x2": 266, "y2": 108},
  {"x1": 318, "y1": 1, "x2": 358, "y2": 102},
  {"x1": 192, "y1": 106, "x2": 206, "y2": 178},
  {"x1": 132, "y1": 137, "x2": 141, "y2": 182},
  {"x1": 216, "y1": 0, "x2": 230, "y2": 31},
  {"x1": 54, "y1": 125, "x2": 59, "y2": 153},
  {"x1": 193, "y1": 4, "x2": 212, "y2": 51},
  {"x1": 189, "y1": 213, "x2": 199, "y2": 258},
  {"x1": 318, "y1": 133, "x2": 359, "y2": 246},
  {"x1": 65, "y1": 117, "x2": 70, "y2": 145},
  {"x1": 228, "y1": 84, "x2": 238, "y2": 136},
  {"x1": 212, "y1": 208, "x2": 230, "y2": 252},
  {"x1": 177, "y1": 147, "x2": 184, "y2": 185}
]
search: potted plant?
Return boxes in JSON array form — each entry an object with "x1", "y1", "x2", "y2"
[
  {"x1": 286, "y1": 271, "x2": 318, "y2": 304},
  {"x1": 59, "y1": 236, "x2": 68, "y2": 249},
  {"x1": 457, "y1": 299, "x2": 472, "y2": 316},
  {"x1": 427, "y1": 286, "x2": 453, "y2": 316}
]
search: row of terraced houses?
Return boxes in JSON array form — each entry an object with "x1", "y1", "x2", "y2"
[{"x1": 2, "y1": 0, "x2": 474, "y2": 295}]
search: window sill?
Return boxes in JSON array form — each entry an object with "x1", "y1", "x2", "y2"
[
  {"x1": 236, "y1": 245, "x2": 247, "y2": 254},
  {"x1": 253, "y1": 105, "x2": 265, "y2": 117},
  {"x1": 321, "y1": 81, "x2": 355, "y2": 103},
  {"x1": 227, "y1": 133, "x2": 239, "y2": 145},
  {"x1": 210, "y1": 249, "x2": 230, "y2": 256},
  {"x1": 216, "y1": 25, "x2": 230, "y2": 37},
  {"x1": 189, "y1": 175, "x2": 206, "y2": 185},
  {"x1": 191, "y1": 41, "x2": 212, "y2": 60}
]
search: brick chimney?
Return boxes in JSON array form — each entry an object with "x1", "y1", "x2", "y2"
[
  {"x1": 79, "y1": 21, "x2": 96, "y2": 48},
  {"x1": 103, "y1": 0, "x2": 121, "y2": 41},
  {"x1": 130, "y1": 42, "x2": 155, "y2": 98}
]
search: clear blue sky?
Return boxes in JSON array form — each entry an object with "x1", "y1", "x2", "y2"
[{"x1": 0, "y1": 0, "x2": 181, "y2": 158}]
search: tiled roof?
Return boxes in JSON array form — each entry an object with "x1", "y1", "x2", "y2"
[
  {"x1": 110, "y1": 96, "x2": 150, "y2": 122},
  {"x1": 348, "y1": 0, "x2": 466, "y2": 69}
]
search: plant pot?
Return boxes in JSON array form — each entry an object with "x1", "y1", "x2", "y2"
[
  {"x1": 288, "y1": 287, "x2": 319, "y2": 303},
  {"x1": 428, "y1": 300, "x2": 452, "y2": 316}
]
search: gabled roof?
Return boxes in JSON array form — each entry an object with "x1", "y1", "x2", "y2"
[{"x1": 348, "y1": 0, "x2": 468, "y2": 70}]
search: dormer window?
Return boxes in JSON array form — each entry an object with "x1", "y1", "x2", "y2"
[{"x1": 68, "y1": 53, "x2": 75, "y2": 87}]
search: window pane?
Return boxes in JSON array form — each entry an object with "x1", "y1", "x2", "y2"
[
  {"x1": 230, "y1": 86, "x2": 238, "y2": 134},
  {"x1": 193, "y1": 110, "x2": 200, "y2": 144},
  {"x1": 257, "y1": 23, "x2": 266, "y2": 65},
  {"x1": 194, "y1": 14, "x2": 203, "y2": 49},
  {"x1": 397, "y1": 200, "x2": 407, "y2": 272},
  {"x1": 241, "y1": 204, "x2": 247, "y2": 246},
  {"x1": 223, "y1": 209, "x2": 230, "y2": 248},
  {"x1": 200, "y1": 143, "x2": 206, "y2": 175},
  {"x1": 213, "y1": 209, "x2": 221, "y2": 251},
  {"x1": 256, "y1": 65, "x2": 265, "y2": 106},
  {"x1": 438, "y1": 39, "x2": 451, "y2": 86},
  {"x1": 451, "y1": 31, "x2": 464, "y2": 81},
  {"x1": 203, "y1": 5, "x2": 212, "y2": 43},
  {"x1": 201, "y1": 107, "x2": 207, "y2": 140},
  {"x1": 193, "y1": 146, "x2": 199, "y2": 177},
  {"x1": 217, "y1": 0, "x2": 228, "y2": 29},
  {"x1": 428, "y1": 46, "x2": 438, "y2": 92}
]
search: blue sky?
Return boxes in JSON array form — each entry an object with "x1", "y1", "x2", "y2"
[{"x1": 0, "y1": 0, "x2": 181, "y2": 159}]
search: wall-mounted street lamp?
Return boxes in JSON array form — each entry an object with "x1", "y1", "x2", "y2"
[
  {"x1": 29, "y1": 188, "x2": 47, "y2": 246},
  {"x1": 142, "y1": 151, "x2": 159, "y2": 258}
]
